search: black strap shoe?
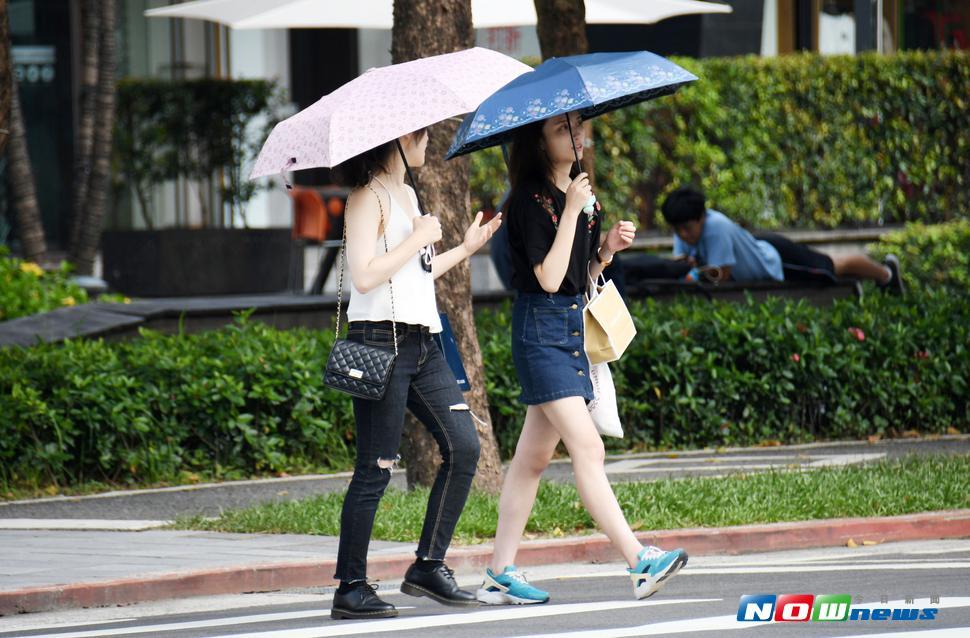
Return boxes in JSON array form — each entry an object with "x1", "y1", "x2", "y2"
[
  {"x1": 401, "y1": 560, "x2": 479, "y2": 607},
  {"x1": 331, "y1": 581, "x2": 398, "y2": 620}
]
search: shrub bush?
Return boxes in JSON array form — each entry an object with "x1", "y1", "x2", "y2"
[
  {"x1": 479, "y1": 289, "x2": 968, "y2": 456},
  {"x1": 0, "y1": 247, "x2": 89, "y2": 322},
  {"x1": 0, "y1": 316, "x2": 355, "y2": 488},
  {"x1": 867, "y1": 219, "x2": 970, "y2": 292},
  {"x1": 3, "y1": 290, "x2": 966, "y2": 491}
]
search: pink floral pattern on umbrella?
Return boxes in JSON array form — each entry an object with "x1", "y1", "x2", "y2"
[{"x1": 250, "y1": 47, "x2": 530, "y2": 179}]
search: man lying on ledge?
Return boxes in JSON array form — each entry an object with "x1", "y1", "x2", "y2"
[{"x1": 661, "y1": 186, "x2": 905, "y2": 295}]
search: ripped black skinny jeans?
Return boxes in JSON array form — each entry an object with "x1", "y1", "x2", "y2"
[{"x1": 333, "y1": 321, "x2": 480, "y2": 582}]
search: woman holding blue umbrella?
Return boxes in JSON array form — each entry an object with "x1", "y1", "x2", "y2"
[{"x1": 447, "y1": 51, "x2": 697, "y2": 604}]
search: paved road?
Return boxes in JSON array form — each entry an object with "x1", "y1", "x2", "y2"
[
  {"x1": 1, "y1": 437, "x2": 966, "y2": 522},
  {"x1": 2, "y1": 540, "x2": 968, "y2": 638}
]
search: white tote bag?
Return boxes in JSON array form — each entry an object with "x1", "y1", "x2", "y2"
[
  {"x1": 584, "y1": 271, "x2": 624, "y2": 438},
  {"x1": 588, "y1": 357, "x2": 623, "y2": 438}
]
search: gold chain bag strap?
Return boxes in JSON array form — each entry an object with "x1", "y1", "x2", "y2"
[{"x1": 323, "y1": 184, "x2": 399, "y2": 400}]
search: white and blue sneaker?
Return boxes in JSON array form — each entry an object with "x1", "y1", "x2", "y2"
[
  {"x1": 476, "y1": 565, "x2": 549, "y2": 605},
  {"x1": 628, "y1": 545, "x2": 688, "y2": 599}
]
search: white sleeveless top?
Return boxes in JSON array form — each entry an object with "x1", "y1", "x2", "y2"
[{"x1": 346, "y1": 179, "x2": 442, "y2": 333}]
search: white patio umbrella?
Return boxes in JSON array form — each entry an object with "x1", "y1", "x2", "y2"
[{"x1": 145, "y1": 0, "x2": 732, "y2": 30}]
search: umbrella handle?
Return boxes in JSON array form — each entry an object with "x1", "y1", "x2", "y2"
[
  {"x1": 565, "y1": 117, "x2": 596, "y2": 214},
  {"x1": 565, "y1": 116, "x2": 582, "y2": 177},
  {"x1": 280, "y1": 157, "x2": 297, "y2": 190}
]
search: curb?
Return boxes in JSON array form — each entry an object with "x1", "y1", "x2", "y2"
[{"x1": 3, "y1": 509, "x2": 969, "y2": 615}]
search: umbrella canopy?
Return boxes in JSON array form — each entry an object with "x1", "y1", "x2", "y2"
[
  {"x1": 145, "y1": 0, "x2": 731, "y2": 30},
  {"x1": 249, "y1": 47, "x2": 531, "y2": 179},
  {"x1": 446, "y1": 51, "x2": 697, "y2": 159}
]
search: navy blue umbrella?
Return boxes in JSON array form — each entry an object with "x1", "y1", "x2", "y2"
[{"x1": 446, "y1": 50, "x2": 697, "y2": 162}]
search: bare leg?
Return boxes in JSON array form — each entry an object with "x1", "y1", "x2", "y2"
[
  {"x1": 490, "y1": 405, "x2": 561, "y2": 573},
  {"x1": 539, "y1": 396, "x2": 643, "y2": 568},
  {"x1": 831, "y1": 254, "x2": 891, "y2": 284}
]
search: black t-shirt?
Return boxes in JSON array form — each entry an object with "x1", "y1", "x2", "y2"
[{"x1": 506, "y1": 178, "x2": 602, "y2": 296}]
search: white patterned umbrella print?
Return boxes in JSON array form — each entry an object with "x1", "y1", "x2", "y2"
[{"x1": 249, "y1": 47, "x2": 531, "y2": 180}]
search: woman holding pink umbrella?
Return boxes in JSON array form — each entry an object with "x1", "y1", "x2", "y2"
[
  {"x1": 250, "y1": 48, "x2": 530, "y2": 620},
  {"x1": 330, "y1": 126, "x2": 501, "y2": 620}
]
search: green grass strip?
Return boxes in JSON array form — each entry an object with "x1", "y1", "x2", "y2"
[{"x1": 173, "y1": 454, "x2": 970, "y2": 544}]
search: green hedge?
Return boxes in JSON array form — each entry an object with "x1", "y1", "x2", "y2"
[
  {"x1": 0, "y1": 316, "x2": 356, "y2": 488},
  {"x1": 479, "y1": 290, "x2": 968, "y2": 456},
  {"x1": 471, "y1": 51, "x2": 970, "y2": 230},
  {"x1": 867, "y1": 219, "x2": 970, "y2": 291},
  {"x1": 2, "y1": 290, "x2": 967, "y2": 491}
]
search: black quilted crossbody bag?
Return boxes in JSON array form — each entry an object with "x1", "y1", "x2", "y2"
[{"x1": 323, "y1": 185, "x2": 399, "y2": 400}]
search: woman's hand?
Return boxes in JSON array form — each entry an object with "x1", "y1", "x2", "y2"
[
  {"x1": 604, "y1": 220, "x2": 636, "y2": 254},
  {"x1": 564, "y1": 172, "x2": 592, "y2": 216},
  {"x1": 411, "y1": 214, "x2": 442, "y2": 246},
  {"x1": 462, "y1": 211, "x2": 503, "y2": 255}
]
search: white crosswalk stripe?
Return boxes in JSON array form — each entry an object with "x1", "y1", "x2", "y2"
[
  {"x1": 10, "y1": 595, "x2": 969, "y2": 638},
  {"x1": 13, "y1": 608, "x2": 406, "y2": 638},
  {"x1": 11, "y1": 598, "x2": 718, "y2": 638},
  {"x1": 215, "y1": 598, "x2": 720, "y2": 638}
]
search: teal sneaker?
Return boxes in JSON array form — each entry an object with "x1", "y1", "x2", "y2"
[
  {"x1": 476, "y1": 565, "x2": 549, "y2": 605},
  {"x1": 628, "y1": 545, "x2": 688, "y2": 599}
]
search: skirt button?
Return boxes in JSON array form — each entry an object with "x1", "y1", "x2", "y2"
[
  {"x1": 577, "y1": 370, "x2": 585, "y2": 376},
  {"x1": 570, "y1": 303, "x2": 578, "y2": 310},
  {"x1": 571, "y1": 330, "x2": 581, "y2": 337},
  {"x1": 572, "y1": 351, "x2": 580, "y2": 357}
]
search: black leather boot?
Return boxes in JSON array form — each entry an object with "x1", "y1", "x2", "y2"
[
  {"x1": 331, "y1": 581, "x2": 398, "y2": 620},
  {"x1": 401, "y1": 560, "x2": 479, "y2": 607}
]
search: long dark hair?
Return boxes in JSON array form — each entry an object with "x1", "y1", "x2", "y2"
[
  {"x1": 334, "y1": 128, "x2": 428, "y2": 189},
  {"x1": 505, "y1": 119, "x2": 580, "y2": 211}
]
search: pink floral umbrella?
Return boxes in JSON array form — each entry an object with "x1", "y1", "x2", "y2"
[{"x1": 250, "y1": 47, "x2": 531, "y2": 180}]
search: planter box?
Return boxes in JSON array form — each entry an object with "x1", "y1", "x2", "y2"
[{"x1": 102, "y1": 229, "x2": 304, "y2": 297}]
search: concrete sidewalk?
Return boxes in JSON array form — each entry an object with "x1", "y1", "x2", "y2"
[
  {"x1": 3, "y1": 510, "x2": 969, "y2": 616},
  {"x1": 3, "y1": 436, "x2": 967, "y2": 522}
]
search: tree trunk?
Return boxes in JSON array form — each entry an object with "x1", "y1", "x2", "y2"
[
  {"x1": 0, "y1": 0, "x2": 11, "y2": 158},
  {"x1": 69, "y1": 0, "x2": 116, "y2": 275},
  {"x1": 534, "y1": 0, "x2": 595, "y2": 186},
  {"x1": 8, "y1": 82, "x2": 46, "y2": 261},
  {"x1": 69, "y1": 0, "x2": 100, "y2": 251},
  {"x1": 2, "y1": 0, "x2": 45, "y2": 261},
  {"x1": 391, "y1": 0, "x2": 503, "y2": 493},
  {"x1": 534, "y1": 0, "x2": 588, "y2": 58}
]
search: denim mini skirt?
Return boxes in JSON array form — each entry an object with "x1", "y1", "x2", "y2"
[{"x1": 511, "y1": 292, "x2": 593, "y2": 405}]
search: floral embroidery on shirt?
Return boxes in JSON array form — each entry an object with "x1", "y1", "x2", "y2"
[
  {"x1": 532, "y1": 191, "x2": 600, "y2": 232},
  {"x1": 533, "y1": 192, "x2": 558, "y2": 226}
]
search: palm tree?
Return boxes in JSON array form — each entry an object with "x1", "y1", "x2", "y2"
[
  {"x1": 69, "y1": 0, "x2": 116, "y2": 276},
  {"x1": 0, "y1": 0, "x2": 10, "y2": 157},
  {"x1": 2, "y1": 0, "x2": 46, "y2": 262},
  {"x1": 68, "y1": 0, "x2": 101, "y2": 252},
  {"x1": 391, "y1": 0, "x2": 503, "y2": 493}
]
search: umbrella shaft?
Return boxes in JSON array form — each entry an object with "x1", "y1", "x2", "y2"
[
  {"x1": 394, "y1": 139, "x2": 433, "y2": 273},
  {"x1": 565, "y1": 116, "x2": 582, "y2": 175}
]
